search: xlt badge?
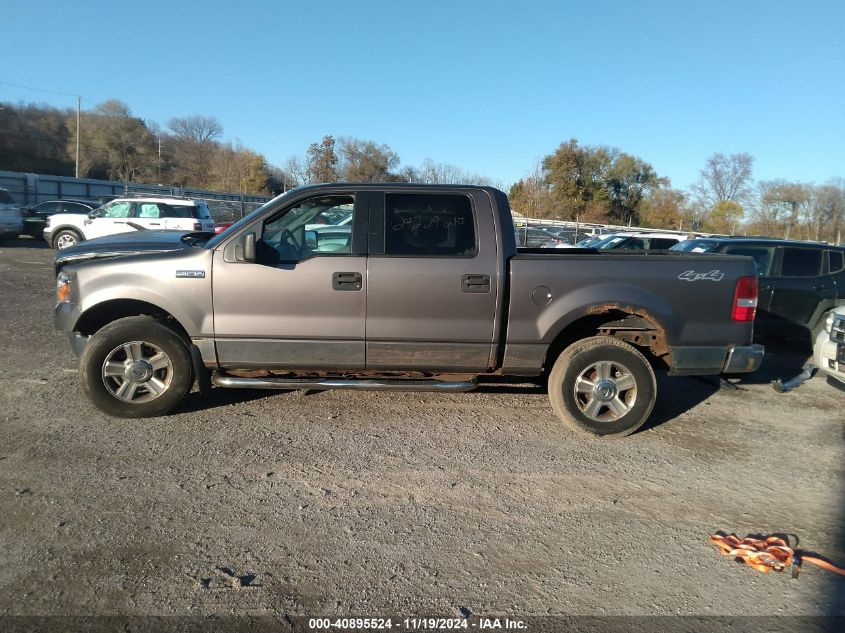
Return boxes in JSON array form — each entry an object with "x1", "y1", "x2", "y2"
[{"x1": 175, "y1": 270, "x2": 206, "y2": 279}]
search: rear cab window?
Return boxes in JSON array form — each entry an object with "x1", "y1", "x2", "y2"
[{"x1": 384, "y1": 193, "x2": 477, "y2": 257}]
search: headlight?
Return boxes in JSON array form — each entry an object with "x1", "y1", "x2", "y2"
[
  {"x1": 56, "y1": 272, "x2": 71, "y2": 303},
  {"x1": 824, "y1": 312, "x2": 835, "y2": 333}
]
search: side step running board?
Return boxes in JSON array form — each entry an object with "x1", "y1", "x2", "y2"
[{"x1": 211, "y1": 374, "x2": 477, "y2": 392}]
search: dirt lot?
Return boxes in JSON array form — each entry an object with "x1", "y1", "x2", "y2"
[{"x1": 1, "y1": 238, "x2": 844, "y2": 623}]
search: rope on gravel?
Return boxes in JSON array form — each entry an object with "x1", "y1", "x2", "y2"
[{"x1": 710, "y1": 532, "x2": 845, "y2": 577}]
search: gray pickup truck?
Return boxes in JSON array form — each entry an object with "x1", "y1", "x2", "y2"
[{"x1": 53, "y1": 184, "x2": 764, "y2": 437}]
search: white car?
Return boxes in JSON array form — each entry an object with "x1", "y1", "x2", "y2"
[
  {"x1": 44, "y1": 197, "x2": 215, "y2": 249},
  {"x1": 0, "y1": 188, "x2": 24, "y2": 242},
  {"x1": 814, "y1": 307, "x2": 845, "y2": 387}
]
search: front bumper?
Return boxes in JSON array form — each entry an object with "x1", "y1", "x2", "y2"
[
  {"x1": 814, "y1": 329, "x2": 845, "y2": 385},
  {"x1": 722, "y1": 343, "x2": 765, "y2": 374},
  {"x1": 55, "y1": 302, "x2": 89, "y2": 357}
]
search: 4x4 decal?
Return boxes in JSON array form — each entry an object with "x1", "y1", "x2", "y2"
[{"x1": 678, "y1": 270, "x2": 725, "y2": 282}]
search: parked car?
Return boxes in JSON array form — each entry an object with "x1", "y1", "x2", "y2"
[
  {"x1": 597, "y1": 231, "x2": 688, "y2": 250},
  {"x1": 814, "y1": 307, "x2": 845, "y2": 387},
  {"x1": 44, "y1": 196, "x2": 215, "y2": 249},
  {"x1": 515, "y1": 226, "x2": 560, "y2": 247},
  {"x1": 53, "y1": 183, "x2": 763, "y2": 437},
  {"x1": 0, "y1": 188, "x2": 24, "y2": 243},
  {"x1": 671, "y1": 237, "x2": 845, "y2": 344},
  {"x1": 21, "y1": 199, "x2": 99, "y2": 239}
]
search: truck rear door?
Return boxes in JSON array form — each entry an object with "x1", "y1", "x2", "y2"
[{"x1": 364, "y1": 190, "x2": 500, "y2": 372}]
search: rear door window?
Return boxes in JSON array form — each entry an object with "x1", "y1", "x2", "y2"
[
  {"x1": 723, "y1": 245, "x2": 776, "y2": 276},
  {"x1": 61, "y1": 202, "x2": 92, "y2": 214},
  {"x1": 779, "y1": 247, "x2": 823, "y2": 277},
  {"x1": 34, "y1": 201, "x2": 62, "y2": 214},
  {"x1": 648, "y1": 238, "x2": 679, "y2": 249},
  {"x1": 137, "y1": 203, "x2": 164, "y2": 218},
  {"x1": 829, "y1": 250, "x2": 844, "y2": 273},
  {"x1": 384, "y1": 193, "x2": 476, "y2": 257}
]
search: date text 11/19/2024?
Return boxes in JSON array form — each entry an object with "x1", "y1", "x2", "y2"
[{"x1": 308, "y1": 617, "x2": 528, "y2": 630}]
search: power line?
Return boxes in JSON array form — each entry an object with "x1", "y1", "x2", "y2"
[{"x1": 0, "y1": 80, "x2": 80, "y2": 98}]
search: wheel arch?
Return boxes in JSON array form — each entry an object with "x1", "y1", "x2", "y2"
[
  {"x1": 75, "y1": 298, "x2": 191, "y2": 342},
  {"x1": 542, "y1": 306, "x2": 672, "y2": 374}
]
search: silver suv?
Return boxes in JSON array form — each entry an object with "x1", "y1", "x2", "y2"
[{"x1": 0, "y1": 188, "x2": 24, "y2": 242}]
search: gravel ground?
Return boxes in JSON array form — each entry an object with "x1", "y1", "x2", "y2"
[{"x1": 1, "y1": 238, "x2": 843, "y2": 623}]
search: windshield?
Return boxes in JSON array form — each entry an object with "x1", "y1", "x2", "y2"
[
  {"x1": 595, "y1": 234, "x2": 630, "y2": 249},
  {"x1": 670, "y1": 239, "x2": 718, "y2": 253}
]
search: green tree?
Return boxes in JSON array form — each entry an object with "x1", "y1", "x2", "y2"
[{"x1": 540, "y1": 138, "x2": 662, "y2": 223}]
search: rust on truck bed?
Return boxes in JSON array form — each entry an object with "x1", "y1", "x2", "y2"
[{"x1": 588, "y1": 303, "x2": 671, "y2": 362}]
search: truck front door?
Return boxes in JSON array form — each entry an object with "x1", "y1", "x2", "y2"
[
  {"x1": 212, "y1": 193, "x2": 368, "y2": 369},
  {"x1": 365, "y1": 190, "x2": 500, "y2": 372}
]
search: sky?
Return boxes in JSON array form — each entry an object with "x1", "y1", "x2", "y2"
[{"x1": 4, "y1": 0, "x2": 844, "y2": 191}]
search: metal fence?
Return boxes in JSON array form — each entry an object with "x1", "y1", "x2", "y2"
[
  {"x1": 512, "y1": 216, "x2": 676, "y2": 247},
  {"x1": 0, "y1": 170, "x2": 272, "y2": 223}
]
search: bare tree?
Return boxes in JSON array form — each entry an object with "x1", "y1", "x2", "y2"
[
  {"x1": 167, "y1": 115, "x2": 223, "y2": 144},
  {"x1": 691, "y1": 152, "x2": 755, "y2": 208}
]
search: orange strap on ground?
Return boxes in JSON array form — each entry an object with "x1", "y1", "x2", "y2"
[{"x1": 710, "y1": 532, "x2": 845, "y2": 576}]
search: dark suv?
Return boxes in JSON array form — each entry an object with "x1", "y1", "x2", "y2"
[{"x1": 672, "y1": 237, "x2": 845, "y2": 343}]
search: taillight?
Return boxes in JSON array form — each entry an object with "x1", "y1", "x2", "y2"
[
  {"x1": 193, "y1": 223, "x2": 201, "y2": 231},
  {"x1": 732, "y1": 275, "x2": 758, "y2": 322}
]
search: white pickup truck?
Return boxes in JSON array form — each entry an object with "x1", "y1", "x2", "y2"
[
  {"x1": 815, "y1": 307, "x2": 845, "y2": 387},
  {"x1": 44, "y1": 196, "x2": 215, "y2": 249}
]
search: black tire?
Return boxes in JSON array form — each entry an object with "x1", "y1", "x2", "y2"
[
  {"x1": 548, "y1": 336, "x2": 656, "y2": 438},
  {"x1": 53, "y1": 228, "x2": 82, "y2": 250},
  {"x1": 80, "y1": 316, "x2": 193, "y2": 418}
]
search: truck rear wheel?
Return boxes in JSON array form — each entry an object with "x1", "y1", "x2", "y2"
[
  {"x1": 80, "y1": 316, "x2": 193, "y2": 418},
  {"x1": 548, "y1": 336, "x2": 656, "y2": 438}
]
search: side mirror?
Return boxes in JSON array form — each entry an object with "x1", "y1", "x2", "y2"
[{"x1": 243, "y1": 232, "x2": 256, "y2": 263}]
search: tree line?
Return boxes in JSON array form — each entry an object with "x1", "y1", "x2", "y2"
[
  {"x1": 1, "y1": 99, "x2": 841, "y2": 242},
  {"x1": 508, "y1": 140, "x2": 844, "y2": 243},
  {"x1": 0, "y1": 100, "x2": 498, "y2": 197}
]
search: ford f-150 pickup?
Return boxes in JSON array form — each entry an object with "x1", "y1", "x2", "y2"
[{"x1": 53, "y1": 184, "x2": 764, "y2": 437}]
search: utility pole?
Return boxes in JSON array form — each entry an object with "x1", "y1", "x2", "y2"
[
  {"x1": 157, "y1": 136, "x2": 162, "y2": 182},
  {"x1": 75, "y1": 96, "x2": 81, "y2": 178}
]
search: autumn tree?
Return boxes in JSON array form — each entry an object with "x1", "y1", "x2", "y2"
[
  {"x1": 336, "y1": 138, "x2": 400, "y2": 181},
  {"x1": 0, "y1": 101, "x2": 74, "y2": 174},
  {"x1": 305, "y1": 135, "x2": 339, "y2": 183},
  {"x1": 639, "y1": 188, "x2": 689, "y2": 229},
  {"x1": 70, "y1": 100, "x2": 157, "y2": 181},
  {"x1": 705, "y1": 200, "x2": 744, "y2": 234}
]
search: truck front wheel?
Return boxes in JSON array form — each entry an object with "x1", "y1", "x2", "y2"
[
  {"x1": 79, "y1": 316, "x2": 193, "y2": 418},
  {"x1": 548, "y1": 336, "x2": 656, "y2": 438}
]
